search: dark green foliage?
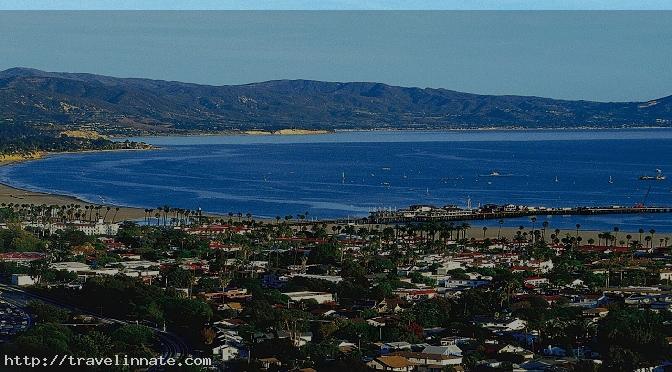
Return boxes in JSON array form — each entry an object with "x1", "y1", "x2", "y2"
[
  {"x1": 0, "y1": 207, "x2": 18, "y2": 222},
  {"x1": 38, "y1": 274, "x2": 212, "y2": 342},
  {"x1": 9, "y1": 323, "x2": 74, "y2": 357},
  {"x1": 110, "y1": 324, "x2": 156, "y2": 358},
  {"x1": 162, "y1": 297, "x2": 213, "y2": 328},
  {"x1": 26, "y1": 301, "x2": 70, "y2": 324},
  {"x1": 412, "y1": 297, "x2": 453, "y2": 328},
  {"x1": 164, "y1": 266, "x2": 195, "y2": 288},
  {"x1": 596, "y1": 308, "x2": 672, "y2": 370},
  {"x1": 307, "y1": 243, "x2": 340, "y2": 264},
  {"x1": 0, "y1": 122, "x2": 144, "y2": 155},
  {"x1": 0, "y1": 227, "x2": 45, "y2": 252}
]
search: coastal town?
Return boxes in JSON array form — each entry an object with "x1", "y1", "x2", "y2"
[
  {"x1": 1, "y1": 3, "x2": 671, "y2": 372},
  {"x1": 0, "y1": 200, "x2": 671, "y2": 371}
]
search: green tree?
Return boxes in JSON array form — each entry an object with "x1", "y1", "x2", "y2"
[
  {"x1": 596, "y1": 308, "x2": 672, "y2": 370},
  {"x1": 26, "y1": 301, "x2": 70, "y2": 324},
  {"x1": 10, "y1": 323, "x2": 73, "y2": 357}
]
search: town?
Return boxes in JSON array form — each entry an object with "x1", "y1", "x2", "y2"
[{"x1": 0, "y1": 201, "x2": 671, "y2": 371}]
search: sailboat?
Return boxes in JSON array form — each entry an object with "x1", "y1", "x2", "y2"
[
  {"x1": 608, "y1": 176, "x2": 614, "y2": 184},
  {"x1": 554, "y1": 176, "x2": 559, "y2": 183}
]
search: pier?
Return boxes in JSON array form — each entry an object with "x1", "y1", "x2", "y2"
[{"x1": 367, "y1": 205, "x2": 672, "y2": 224}]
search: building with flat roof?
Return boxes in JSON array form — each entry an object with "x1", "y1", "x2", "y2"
[{"x1": 282, "y1": 291, "x2": 334, "y2": 304}]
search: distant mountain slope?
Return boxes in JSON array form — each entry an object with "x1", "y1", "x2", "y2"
[{"x1": 0, "y1": 67, "x2": 670, "y2": 135}]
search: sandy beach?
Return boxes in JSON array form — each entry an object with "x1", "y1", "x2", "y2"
[
  {"x1": 1, "y1": 152, "x2": 671, "y2": 238},
  {"x1": 0, "y1": 157, "x2": 146, "y2": 221},
  {"x1": 2, "y1": 173, "x2": 671, "y2": 240},
  {"x1": 0, "y1": 181, "x2": 147, "y2": 221}
]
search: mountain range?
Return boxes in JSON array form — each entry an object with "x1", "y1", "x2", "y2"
[{"x1": 1, "y1": 67, "x2": 671, "y2": 135}]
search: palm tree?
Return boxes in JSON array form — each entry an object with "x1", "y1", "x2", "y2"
[
  {"x1": 515, "y1": 231, "x2": 524, "y2": 249},
  {"x1": 542, "y1": 221, "x2": 549, "y2": 242},
  {"x1": 530, "y1": 217, "x2": 537, "y2": 243},
  {"x1": 460, "y1": 222, "x2": 471, "y2": 240},
  {"x1": 482, "y1": 226, "x2": 488, "y2": 239},
  {"x1": 498, "y1": 219, "x2": 504, "y2": 240},
  {"x1": 639, "y1": 228, "x2": 645, "y2": 243},
  {"x1": 650, "y1": 229, "x2": 656, "y2": 247},
  {"x1": 603, "y1": 232, "x2": 614, "y2": 247},
  {"x1": 104, "y1": 206, "x2": 112, "y2": 223},
  {"x1": 575, "y1": 224, "x2": 581, "y2": 239},
  {"x1": 613, "y1": 227, "x2": 620, "y2": 247}
]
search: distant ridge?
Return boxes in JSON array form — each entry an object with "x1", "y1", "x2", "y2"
[{"x1": 1, "y1": 67, "x2": 671, "y2": 135}]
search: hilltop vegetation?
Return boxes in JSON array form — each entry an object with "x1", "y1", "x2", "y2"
[
  {"x1": 1, "y1": 67, "x2": 671, "y2": 139},
  {"x1": 0, "y1": 122, "x2": 151, "y2": 157}
]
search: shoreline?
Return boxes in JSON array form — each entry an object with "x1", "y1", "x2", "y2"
[
  {"x1": 2, "y1": 128, "x2": 672, "y2": 231},
  {"x1": 0, "y1": 181, "x2": 147, "y2": 221},
  {"x1": 1, "y1": 166, "x2": 671, "y2": 236},
  {"x1": 111, "y1": 126, "x2": 672, "y2": 140},
  {"x1": 0, "y1": 150, "x2": 154, "y2": 222}
]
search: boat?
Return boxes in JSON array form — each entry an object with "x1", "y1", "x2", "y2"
[
  {"x1": 608, "y1": 176, "x2": 614, "y2": 184},
  {"x1": 639, "y1": 169, "x2": 666, "y2": 181},
  {"x1": 479, "y1": 170, "x2": 504, "y2": 177},
  {"x1": 554, "y1": 176, "x2": 559, "y2": 182}
]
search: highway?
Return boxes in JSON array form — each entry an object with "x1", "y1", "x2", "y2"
[{"x1": 0, "y1": 283, "x2": 190, "y2": 362}]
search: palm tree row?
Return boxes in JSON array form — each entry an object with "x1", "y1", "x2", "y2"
[{"x1": 0, "y1": 202, "x2": 121, "y2": 224}]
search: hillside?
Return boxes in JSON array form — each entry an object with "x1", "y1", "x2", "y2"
[{"x1": 1, "y1": 67, "x2": 671, "y2": 136}]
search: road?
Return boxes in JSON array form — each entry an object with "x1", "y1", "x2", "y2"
[{"x1": 0, "y1": 283, "x2": 190, "y2": 362}]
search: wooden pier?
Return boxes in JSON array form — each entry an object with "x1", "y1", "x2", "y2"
[{"x1": 367, "y1": 206, "x2": 672, "y2": 224}]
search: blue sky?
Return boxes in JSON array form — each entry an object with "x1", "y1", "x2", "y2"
[
  {"x1": 1, "y1": 0, "x2": 671, "y2": 10},
  {"x1": 1, "y1": 8, "x2": 671, "y2": 101}
]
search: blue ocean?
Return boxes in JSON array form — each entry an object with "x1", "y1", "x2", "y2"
[{"x1": 2, "y1": 129, "x2": 672, "y2": 232}]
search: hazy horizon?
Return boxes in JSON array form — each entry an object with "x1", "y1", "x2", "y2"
[
  {"x1": 1, "y1": 11, "x2": 671, "y2": 101},
  {"x1": 1, "y1": 0, "x2": 671, "y2": 10}
]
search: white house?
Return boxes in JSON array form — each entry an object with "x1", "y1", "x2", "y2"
[
  {"x1": 442, "y1": 278, "x2": 491, "y2": 290},
  {"x1": 282, "y1": 291, "x2": 334, "y2": 304},
  {"x1": 25, "y1": 220, "x2": 120, "y2": 236},
  {"x1": 422, "y1": 345, "x2": 462, "y2": 357},
  {"x1": 212, "y1": 344, "x2": 241, "y2": 361},
  {"x1": 524, "y1": 277, "x2": 549, "y2": 288},
  {"x1": 477, "y1": 318, "x2": 527, "y2": 332},
  {"x1": 380, "y1": 341, "x2": 412, "y2": 354},
  {"x1": 11, "y1": 274, "x2": 37, "y2": 286},
  {"x1": 391, "y1": 351, "x2": 462, "y2": 367}
]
